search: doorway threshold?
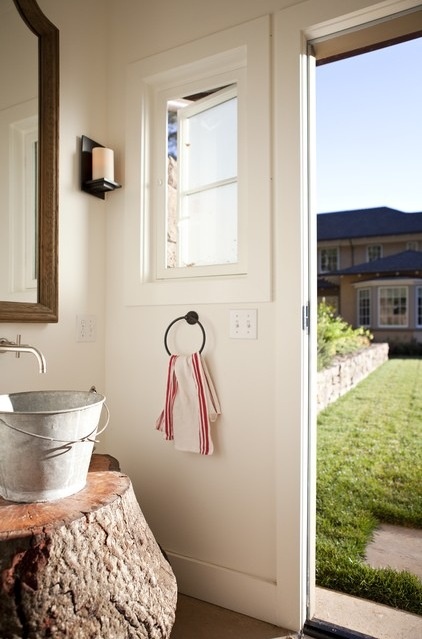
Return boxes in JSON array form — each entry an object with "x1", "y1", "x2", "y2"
[
  {"x1": 304, "y1": 617, "x2": 375, "y2": 639},
  {"x1": 309, "y1": 587, "x2": 422, "y2": 639}
]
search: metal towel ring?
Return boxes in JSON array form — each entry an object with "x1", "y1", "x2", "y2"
[{"x1": 164, "y1": 311, "x2": 206, "y2": 356}]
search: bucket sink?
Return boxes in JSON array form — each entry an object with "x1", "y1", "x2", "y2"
[
  {"x1": 0, "y1": 389, "x2": 105, "y2": 413},
  {"x1": 0, "y1": 390, "x2": 108, "y2": 503}
]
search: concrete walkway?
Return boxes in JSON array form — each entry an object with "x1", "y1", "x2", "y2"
[
  {"x1": 315, "y1": 587, "x2": 422, "y2": 639},
  {"x1": 365, "y1": 523, "x2": 422, "y2": 579},
  {"x1": 314, "y1": 524, "x2": 422, "y2": 638}
]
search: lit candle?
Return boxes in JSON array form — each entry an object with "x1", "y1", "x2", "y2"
[{"x1": 92, "y1": 147, "x2": 114, "y2": 181}]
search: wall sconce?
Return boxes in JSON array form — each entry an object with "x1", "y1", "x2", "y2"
[{"x1": 81, "y1": 135, "x2": 122, "y2": 199}]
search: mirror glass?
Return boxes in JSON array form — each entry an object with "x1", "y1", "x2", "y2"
[
  {"x1": 0, "y1": 0, "x2": 38, "y2": 302},
  {"x1": 0, "y1": 0, "x2": 58, "y2": 322}
]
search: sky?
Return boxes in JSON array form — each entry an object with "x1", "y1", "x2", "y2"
[{"x1": 316, "y1": 37, "x2": 422, "y2": 214}]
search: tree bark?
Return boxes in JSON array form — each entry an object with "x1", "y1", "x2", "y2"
[{"x1": 0, "y1": 455, "x2": 177, "y2": 639}]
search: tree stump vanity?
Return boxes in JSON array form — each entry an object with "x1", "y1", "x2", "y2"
[{"x1": 0, "y1": 455, "x2": 177, "y2": 639}]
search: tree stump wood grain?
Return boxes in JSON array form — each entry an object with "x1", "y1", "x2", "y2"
[{"x1": 0, "y1": 455, "x2": 177, "y2": 639}]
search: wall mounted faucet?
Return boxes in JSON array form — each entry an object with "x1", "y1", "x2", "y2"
[{"x1": 0, "y1": 335, "x2": 47, "y2": 373}]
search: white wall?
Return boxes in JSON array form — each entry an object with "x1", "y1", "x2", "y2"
[{"x1": 103, "y1": 0, "x2": 286, "y2": 626}]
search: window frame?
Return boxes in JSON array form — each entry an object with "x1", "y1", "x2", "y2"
[
  {"x1": 167, "y1": 84, "x2": 239, "y2": 273},
  {"x1": 367, "y1": 244, "x2": 382, "y2": 262},
  {"x1": 10, "y1": 110, "x2": 38, "y2": 297},
  {"x1": 318, "y1": 246, "x2": 338, "y2": 273},
  {"x1": 357, "y1": 287, "x2": 371, "y2": 327},
  {"x1": 124, "y1": 16, "x2": 271, "y2": 305},
  {"x1": 416, "y1": 286, "x2": 422, "y2": 328},
  {"x1": 378, "y1": 285, "x2": 409, "y2": 328},
  {"x1": 155, "y1": 70, "x2": 246, "y2": 281}
]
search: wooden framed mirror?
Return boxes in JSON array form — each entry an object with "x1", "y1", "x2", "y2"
[{"x1": 0, "y1": 0, "x2": 59, "y2": 322}]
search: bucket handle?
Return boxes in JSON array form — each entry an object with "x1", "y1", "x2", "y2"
[{"x1": 0, "y1": 402, "x2": 110, "y2": 444}]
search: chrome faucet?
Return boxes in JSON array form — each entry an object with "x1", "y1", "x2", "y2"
[{"x1": 0, "y1": 336, "x2": 47, "y2": 373}]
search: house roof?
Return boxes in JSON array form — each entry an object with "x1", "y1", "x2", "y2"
[
  {"x1": 332, "y1": 250, "x2": 422, "y2": 275},
  {"x1": 317, "y1": 207, "x2": 422, "y2": 241},
  {"x1": 317, "y1": 277, "x2": 339, "y2": 290}
]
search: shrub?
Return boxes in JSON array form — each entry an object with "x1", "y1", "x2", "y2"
[
  {"x1": 317, "y1": 301, "x2": 372, "y2": 370},
  {"x1": 388, "y1": 339, "x2": 422, "y2": 357}
]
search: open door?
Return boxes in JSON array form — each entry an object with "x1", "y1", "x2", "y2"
[{"x1": 274, "y1": 1, "x2": 422, "y2": 635}]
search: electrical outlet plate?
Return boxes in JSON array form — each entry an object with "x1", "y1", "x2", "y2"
[
  {"x1": 76, "y1": 315, "x2": 97, "y2": 342},
  {"x1": 229, "y1": 309, "x2": 257, "y2": 339}
]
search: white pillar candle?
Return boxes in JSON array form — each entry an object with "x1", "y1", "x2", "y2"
[{"x1": 92, "y1": 147, "x2": 114, "y2": 181}]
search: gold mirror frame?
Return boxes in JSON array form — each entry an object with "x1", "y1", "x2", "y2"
[{"x1": 0, "y1": 0, "x2": 59, "y2": 322}]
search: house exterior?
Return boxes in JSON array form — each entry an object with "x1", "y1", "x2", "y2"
[{"x1": 318, "y1": 207, "x2": 422, "y2": 344}]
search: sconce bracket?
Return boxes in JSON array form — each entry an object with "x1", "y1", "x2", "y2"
[{"x1": 81, "y1": 135, "x2": 122, "y2": 199}]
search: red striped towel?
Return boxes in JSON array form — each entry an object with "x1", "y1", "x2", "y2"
[{"x1": 156, "y1": 352, "x2": 221, "y2": 454}]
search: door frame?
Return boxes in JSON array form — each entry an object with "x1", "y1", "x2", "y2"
[{"x1": 273, "y1": 0, "x2": 421, "y2": 632}]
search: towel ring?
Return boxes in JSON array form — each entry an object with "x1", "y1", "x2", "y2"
[{"x1": 164, "y1": 311, "x2": 206, "y2": 355}]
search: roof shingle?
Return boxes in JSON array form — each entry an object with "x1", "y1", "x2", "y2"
[
  {"x1": 318, "y1": 207, "x2": 422, "y2": 241},
  {"x1": 331, "y1": 250, "x2": 422, "y2": 275}
]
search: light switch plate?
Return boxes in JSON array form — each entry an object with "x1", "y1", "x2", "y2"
[
  {"x1": 76, "y1": 315, "x2": 97, "y2": 342},
  {"x1": 229, "y1": 309, "x2": 257, "y2": 339}
]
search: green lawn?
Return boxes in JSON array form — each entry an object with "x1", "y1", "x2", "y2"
[{"x1": 316, "y1": 357, "x2": 422, "y2": 615}]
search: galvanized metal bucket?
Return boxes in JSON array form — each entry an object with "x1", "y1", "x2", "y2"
[{"x1": 0, "y1": 389, "x2": 109, "y2": 503}]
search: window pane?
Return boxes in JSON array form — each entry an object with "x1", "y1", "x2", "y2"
[
  {"x1": 367, "y1": 245, "x2": 382, "y2": 262},
  {"x1": 379, "y1": 286, "x2": 408, "y2": 327},
  {"x1": 182, "y1": 98, "x2": 237, "y2": 191},
  {"x1": 178, "y1": 182, "x2": 237, "y2": 267},
  {"x1": 319, "y1": 248, "x2": 338, "y2": 272},
  {"x1": 417, "y1": 287, "x2": 422, "y2": 327},
  {"x1": 358, "y1": 288, "x2": 370, "y2": 326},
  {"x1": 166, "y1": 86, "x2": 238, "y2": 270}
]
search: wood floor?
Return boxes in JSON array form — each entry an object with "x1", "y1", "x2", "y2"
[
  {"x1": 169, "y1": 590, "x2": 422, "y2": 639},
  {"x1": 169, "y1": 595, "x2": 295, "y2": 639}
]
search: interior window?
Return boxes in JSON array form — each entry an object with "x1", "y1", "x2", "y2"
[
  {"x1": 166, "y1": 85, "x2": 237, "y2": 269},
  {"x1": 124, "y1": 16, "x2": 271, "y2": 305}
]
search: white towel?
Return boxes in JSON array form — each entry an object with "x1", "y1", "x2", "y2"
[{"x1": 156, "y1": 352, "x2": 221, "y2": 454}]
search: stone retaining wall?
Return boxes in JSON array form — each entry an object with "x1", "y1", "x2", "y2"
[{"x1": 317, "y1": 343, "x2": 389, "y2": 413}]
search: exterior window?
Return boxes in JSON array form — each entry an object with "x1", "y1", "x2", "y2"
[
  {"x1": 417, "y1": 287, "x2": 422, "y2": 327},
  {"x1": 379, "y1": 286, "x2": 408, "y2": 327},
  {"x1": 367, "y1": 245, "x2": 382, "y2": 262},
  {"x1": 407, "y1": 241, "x2": 419, "y2": 251},
  {"x1": 358, "y1": 288, "x2": 370, "y2": 327},
  {"x1": 319, "y1": 247, "x2": 338, "y2": 273}
]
